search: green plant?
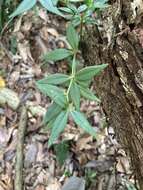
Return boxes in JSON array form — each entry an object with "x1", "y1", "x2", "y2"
[
  {"x1": 10, "y1": 0, "x2": 108, "y2": 147},
  {"x1": 0, "y1": 0, "x2": 18, "y2": 32},
  {"x1": 36, "y1": 24, "x2": 108, "y2": 147},
  {"x1": 54, "y1": 140, "x2": 70, "y2": 165},
  {"x1": 9, "y1": 0, "x2": 108, "y2": 37},
  {"x1": 85, "y1": 169, "x2": 97, "y2": 188},
  {"x1": 122, "y1": 179, "x2": 137, "y2": 190}
]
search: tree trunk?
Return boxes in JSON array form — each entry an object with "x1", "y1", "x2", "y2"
[{"x1": 82, "y1": 0, "x2": 143, "y2": 188}]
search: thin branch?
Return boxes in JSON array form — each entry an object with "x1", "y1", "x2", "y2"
[{"x1": 14, "y1": 106, "x2": 27, "y2": 190}]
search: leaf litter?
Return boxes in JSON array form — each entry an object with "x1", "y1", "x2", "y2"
[{"x1": 0, "y1": 7, "x2": 137, "y2": 190}]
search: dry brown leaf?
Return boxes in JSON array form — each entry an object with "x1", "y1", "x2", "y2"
[
  {"x1": 24, "y1": 143, "x2": 38, "y2": 168},
  {"x1": 135, "y1": 28, "x2": 143, "y2": 47},
  {"x1": 0, "y1": 88, "x2": 20, "y2": 110},
  {"x1": 36, "y1": 143, "x2": 44, "y2": 162},
  {"x1": 46, "y1": 179, "x2": 61, "y2": 190},
  {"x1": 0, "y1": 174, "x2": 13, "y2": 190},
  {"x1": 47, "y1": 28, "x2": 59, "y2": 38},
  {"x1": 78, "y1": 154, "x2": 88, "y2": 165},
  {"x1": 22, "y1": 21, "x2": 32, "y2": 32},
  {"x1": 116, "y1": 157, "x2": 130, "y2": 174},
  {"x1": 0, "y1": 185, "x2": 4, "y2": 190},
  {"x1": 40, "y1": 27, "x2": 49, "y2": 41},
  {"x1": 0, "y1": 76, "x2": 5, "y2": 89},
  {"x1": 13, "y1": 16, "x2": 22, "y2": 32},
  {"x1": 0, "y1": 128, "x2": 8, "y2": 148},
  {"x1": 38, "y1": 9, "x2": 48, "y2": 22},
  {"x1": 18, "y1": 41, "x2": 33, "y2": 62},
  {"x1": 76, "y1": 135, "x2": 93, "y2": 151},
  {"x1": 26, "y1": 101, "x2": 46, "y2": 116},
  {"x1": 35, "y1": 185, "x2": 45, "y2": 190},
  {"x1": 8, "y1": 71, "x2": 20, "y2": 86},
  {"x1": 0, "y1": 116, "x2": 6, "y2": 128},
  {"x1": 5, "y1": 129, "x2": 17, "y2": 154},
  {"x1": 63, "y1": 124, "x2": 80, "y2": 141}
]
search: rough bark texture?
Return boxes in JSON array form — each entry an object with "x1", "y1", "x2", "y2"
[{"x1": 82, "y1": 0, "x2": 143, "y2": 188}]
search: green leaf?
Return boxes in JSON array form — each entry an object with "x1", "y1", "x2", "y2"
[
  {"x1": 54, "y1": 141, "x2": 69, "y2": 165},
  {"x1": 59, "y1": 7, "x2": 74, "y2": 14},
  {"x1": 71, "y1": 111, "x2": 96, "y2": 136},
  {"x1": 71, "y1": 16, "x2": 81, "y2": 27},
  {"x1": 9, "y1": 0, "x2": 36, "y2": 18},
  {"x1": 76, "y1": 64, "x2": 108, "y2": 81},
  {"x1": 94, "y1": 0, "x2": 108, "y2": 9},
  {"x1": 39, "y1": 0, "x2": 64, "y2": 17},
  {"x1": 85, "y1": 0, "x2": 93, "y2": 7},
  {"x1": 37, "y1": 74, "x2": 70, "y2": 85},
  {"x1": 48, "y1": 111, "x2": 68, "y2": 147},
  {"x1": 79, "y1": 86, "x2": 100, "y2": 102},
  {"x1": 43, "y1": 103, "x2": 62, "y2": 125},
  {"x1": 76, "y1": 80, "x2": 90, "y2": 88},
  {"x1": 36, "y1": 83, "x2": 67, "y2": 107},
  {"x1": 78, "y1": 4, "x2": 87, "y2": 13},
  {"x1": 42, "y1": 49, "x2": 73, "y2": 62},
  {"x1": 66, "y1": 24, "x2": 79, "y2": 50},
  {"x1": 70, "y1": 82, "x2": 80, "y2": 110},
  {"x1": 42, "y1": 119, "x2": 55, "y2": 132}
]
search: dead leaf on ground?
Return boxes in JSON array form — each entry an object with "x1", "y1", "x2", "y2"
[
  {"x1": 61, "y1": 176, "x2": 85, "y2": 190},
  {"x1": 76, "y1": 135, "x2": 93, "y2": 151},
  {"x1": 0, "y1": 76, "x2": 5, "y2": 89},
  {"x1": 35, "y1": 184, "x2": 45, "y2": 190},
  {"x1": 24, "y1": 143, "x2": 38, "y2": 168},
  {"x1": 46, "y1": 179, "x2": 61, "y2": 190},
  {"x1": 0, "y1": 88, "x2": 20, "y2": 110},
  {"x1": 0, "y1": 174, "x2": 13, "y2": 190},
  {"x1": 18, "y1": 41, "x2": 33, "y2": 63},
  {"x1": 38, "y1": 9, "x2": 49, "y2": 22},
  {"x1": 47, "y1": 28, "x2": 59, "y2": 38}
]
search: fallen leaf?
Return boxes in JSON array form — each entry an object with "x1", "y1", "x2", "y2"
[
  {"x1": 0, "y1": 88, "x2": 20, "y2": 110},
  {"x1": 0, "y1": 77, "x2": 5, "y2": 89},
  {"x1": 0, "y1": 116, "x2": 6, "y2": 128},
  {"x1": 47, "y1": 28, "x2": 59, "y2": 38},
  {"x1": 0, "y1": 128, "x2": 8, "y2": 149},
  {"x1": 76, "y1": 135, "x2": 93, "y2": 151},
  {"x1": 38, "y1": 9, "x2": 48, "y2": 22},
  {"x1": 35, "y1": 185, "x2": 45, "y2": 190},
  {"x1": 24, "y1": 143, "x2": 38, "y2": 168},
  {"x1": 85, "y1": 158, "x2": 115, "y2": 173},
  {"x1": 0, "y1": 174, "x2": 13, "y2": 190},
  {"x1": 61, "y1": 177, "x2": 85, "y2": 190},
  {"x1": 26, "y1": 101, "x2": 46, "y2": 116},
  {"x1": 46, "y1": 179, "x2": 61, "y2": 190},
  {"x1": 18, "y1": 41, "x2": 33, "y2": 62},
  {"x1": 13, "y1": 16, "x2": 22, "y2": 32}
]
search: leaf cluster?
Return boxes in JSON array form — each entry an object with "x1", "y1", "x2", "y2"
[
  {"x1": 36, "y1": 25, "x2": 108, "y2": 147},
  {"x1": 10, "y1": 0, "x2": 109, "y2": 36},
  {"x1": 10, "y1": 0, "x2": 109, "y2": 147}
]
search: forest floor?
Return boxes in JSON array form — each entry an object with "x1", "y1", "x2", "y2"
[{"x1": 0, "y1": 8, "x2": 138, "y2": 190}]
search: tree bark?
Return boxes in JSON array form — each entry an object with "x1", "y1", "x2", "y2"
[{"x1": 82, "y1": 0, "x2": 143, "y2": 188}]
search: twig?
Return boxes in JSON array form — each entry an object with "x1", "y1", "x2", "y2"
[
  {"x1": 97, "y1": 176, "x2": 104, "y2": 190},
  {"x1": 14, "y1": 106, "x2": 27, "y2": 190},
  {"x1": 0, "y1": 18, "x2": 13, "y2": 36},
  {"x1": 107, "y1": 174, "x2": 115, "y2": 190}
]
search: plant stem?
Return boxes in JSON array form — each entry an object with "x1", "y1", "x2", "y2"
[
  {"x1": 66, "y1": 53, "x2": 77, "y2": 102},
  {"x1": 80, "y1": 14, "x2": 84, "y2": 41}
]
